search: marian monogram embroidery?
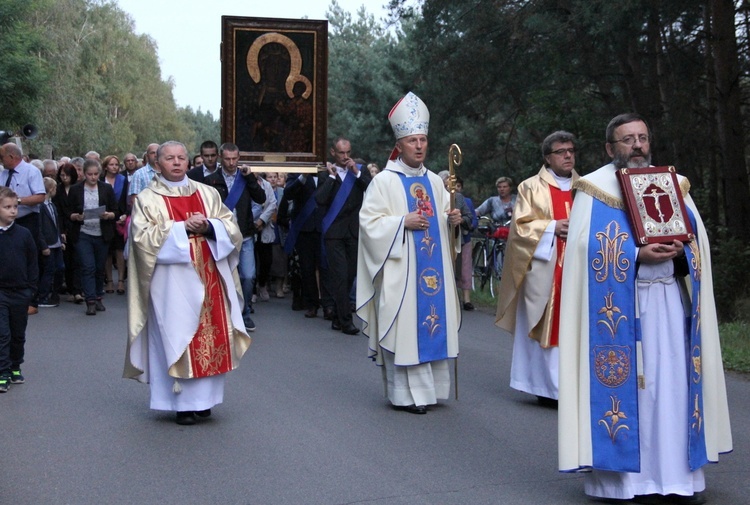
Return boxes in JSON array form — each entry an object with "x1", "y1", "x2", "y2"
[{"x1": 592, "y1": 221, "x2": 630, "y2": 283}]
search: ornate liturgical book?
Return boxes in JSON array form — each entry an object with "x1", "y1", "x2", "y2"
[{"x1": 615, "y1": 166, "x2": 695, "y2": 246}]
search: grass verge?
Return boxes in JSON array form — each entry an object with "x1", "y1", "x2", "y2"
[{"x1": 720, "y1": 321, "x2": 750, "y2": 373}]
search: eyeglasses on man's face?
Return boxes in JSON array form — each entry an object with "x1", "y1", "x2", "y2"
[
  {"x1": 549, "y1": 148, "x2": 576, "y2": 156},
  {"x1": 611, "y1": 134, "x2": 650, "y2": 146}
]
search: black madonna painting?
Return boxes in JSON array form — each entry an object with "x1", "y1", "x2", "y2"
[{"x1": 221, "y1": 17, "x2": 327, "y2": 166}]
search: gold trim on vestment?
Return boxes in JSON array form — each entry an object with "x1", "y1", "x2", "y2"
[{"x1": 574, "y1": 175, "x2": 691, "y2": 210}]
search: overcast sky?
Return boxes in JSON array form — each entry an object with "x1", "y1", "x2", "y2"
[{"x1": 115, "y1": 0, "x2": 390, "y2": 117}]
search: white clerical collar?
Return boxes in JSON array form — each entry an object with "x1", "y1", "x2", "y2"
[
  {"x1": 159, "y1": 175, "x2": 189, "y2": 187},
  {"x1": 546, "y1": 168, "x2": 573, "y2": 191},
  {"x1": 395, "y1": 157, "x2": 424, "y2": 176}
]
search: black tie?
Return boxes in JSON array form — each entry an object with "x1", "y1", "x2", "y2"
[{"x1": 4, "y1": 169, "x2": 15, "y2": 187}]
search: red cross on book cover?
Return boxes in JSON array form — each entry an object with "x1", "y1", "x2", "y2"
[{"x1": 616, "y1": 166, "x2": 695, "y2": 246}]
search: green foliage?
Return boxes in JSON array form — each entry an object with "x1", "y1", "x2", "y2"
[
  {"x1": 327, "y1": 1, "x2": 403, "y2": 163},
  {"x1": 0, "y1": 0, "x2": 50, "y2": 127},
  {"x1": 178, "y1": 107, "x2": 221, "y2": 155},
  {"x1": 710, "y1": 235, "x2": 750, "y2": 321},
  {"x1": 3, "y1": 0, "x2": 215, "y2": 158},
  {"x1": 720, "y1": 321, "x2": 750, "y2": 373}
]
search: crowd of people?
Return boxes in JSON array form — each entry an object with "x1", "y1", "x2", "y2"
[{"x1": 0, "y1": 97, "x2": 734, "y2": 504}]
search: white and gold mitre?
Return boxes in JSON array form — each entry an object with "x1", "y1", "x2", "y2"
[{"x1": 388, "y1": 92, "x2": 430, "y2": 139}]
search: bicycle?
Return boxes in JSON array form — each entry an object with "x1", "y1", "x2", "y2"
[{"x1": 471, "y1": 216, "x2": 508, "y2": 298}]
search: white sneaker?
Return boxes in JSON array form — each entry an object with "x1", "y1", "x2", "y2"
[{"x1": 259, "y1": 286, "x2": 270, "y2": 302}]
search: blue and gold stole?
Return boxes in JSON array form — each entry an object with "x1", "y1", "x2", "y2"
[
  {"x1": 588, "y1": 199, "x2": 640, "y2": 472},
  {"x1": 587, "y1": 200, "x2": 707, "y2": 472},
  {"x1": 398, "y1": 172, "x2": 448, "y2": 363},
  {"x1": 684, "y1": 207, "x2": 707, "y2": 471}
]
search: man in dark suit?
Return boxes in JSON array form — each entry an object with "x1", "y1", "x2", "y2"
[
  {"x1": 38, "y1": 178, "x2": 65, "y2": 307},
  {"x1": 315, "y1": 137, "x2": 371, "y2": 335},
  {"x1": 203, "y1": 143, "x2": 265, "y2": 332},
  {"x1": 186, "y1": 140, "x2": 220, "y2": 184},
  {"x1": 283, "y1": 169, "x2": 330, "y2": 320}
]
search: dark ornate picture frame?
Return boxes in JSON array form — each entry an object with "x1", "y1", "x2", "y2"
[{"x1": 221, "y1": 17, "x2": 328, "y2": 171}]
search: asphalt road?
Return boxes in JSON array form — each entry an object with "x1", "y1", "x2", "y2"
[{"x1": 1, "y1": 293, "x2": 747, "y2": 505}]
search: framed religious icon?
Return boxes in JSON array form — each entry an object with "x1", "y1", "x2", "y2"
[
  {"x1": 616, "y1": 166, "x2": 695, "y2": 245},
  {"x1": 221, "y1": 17, "x2": 328, "y2": 172}
]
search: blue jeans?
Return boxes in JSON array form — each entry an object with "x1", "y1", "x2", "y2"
[
  {"x1": 237, "y1": 236, "x2": 256, "y2": 322},
  {"x1": 76, "y1": 233, "x2": 109, "y2": 302}
]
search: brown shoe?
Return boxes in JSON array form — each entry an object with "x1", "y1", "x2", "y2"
[
  {"x1": 304, "y1": 308, "x2": 317, "y2": 318},
  {"x1": 27, "y1": 306, "x2": 38, "y2": 316}
]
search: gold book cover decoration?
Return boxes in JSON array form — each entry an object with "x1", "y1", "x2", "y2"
[{"x1": 615, "y1": 166, "x2": 695, "y2": 246}]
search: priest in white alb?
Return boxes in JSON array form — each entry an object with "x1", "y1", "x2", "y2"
[
  {"x1": 357, "y1": 92, "x2": 462, "y2": 415},
  {"x1": 124, "y1": 141, "x2": 251, "y2": 426},
  {"x1": 558, "y1": 114, "x2": 731, "y2": 504}
]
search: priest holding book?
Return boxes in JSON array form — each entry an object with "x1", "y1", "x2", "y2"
[{"x1": 558, "y1": 113, "x2": 732, "y2": 505}]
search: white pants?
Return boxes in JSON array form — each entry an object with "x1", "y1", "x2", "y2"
[{"x1": 381, "y1": 351, "x2": 450, "y2": 407}]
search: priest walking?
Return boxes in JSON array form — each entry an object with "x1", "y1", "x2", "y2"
[
  {"x1": 357, "y1": 92, "x2": 462, "y2": 415},
  {"x1": 124, "y1": 141, "x2": 251, "y2": 426},
  {"x1": 495, "y1": 130, "x2": 579, "y2": 405}
]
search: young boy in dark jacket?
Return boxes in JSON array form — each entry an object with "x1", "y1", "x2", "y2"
[{"x1": 0, "y1": 187, "x2": 39, "y2": 392}]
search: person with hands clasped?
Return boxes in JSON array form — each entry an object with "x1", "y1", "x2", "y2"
[{"x1": 357, "y1": 92, "x2": 462, "y2": 415}]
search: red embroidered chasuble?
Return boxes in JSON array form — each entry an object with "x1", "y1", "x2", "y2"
[
  {"x1": 548, "y1": 186, "x2": 573, "y2": 347},
  {"x1": 162, "y1": 191, "x2": 233, "y2": 377}
]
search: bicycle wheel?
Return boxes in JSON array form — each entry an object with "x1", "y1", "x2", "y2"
[
  {"x1": 490, "y1": 241, "x2": 505, "y2": 297},
  {"x1": 472, "y1": 240, "x2": 489, "y2": 292}
]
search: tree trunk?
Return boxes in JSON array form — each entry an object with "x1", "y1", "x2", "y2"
[{"x1": 711, "y1": 0, "x2": 750, "y2": 241}]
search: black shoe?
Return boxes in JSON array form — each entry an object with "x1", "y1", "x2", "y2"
[
  {"x1": 175, "y1": 411, "x2": 197, "y2": 425},
  {"x1": 633, "y1": 494, "x2": 706, "y2": 505},
  {"x1": 304, "y1": 308, "x2": 317, "y2": 318},
  {"x1": 463, "y1": 302, "x2": 475, "y2": 311},
  {"x1": 244, "y1": 316, "x2": 256, "y2": 332},
  {"x1": 39, "y1": 298, "x2": 59, "y2": 308},
  {"x1": 86, "y1": 302, "x2": 97, "y2": 316},
  {"x1": 10, "y1": 370, "x2": 24, "y2": 384},
  {"x1": 341, "y1": 324, "x2": 360, "y2": 335},
  {"x1": 95, "y1": 300, "x2": 106, "y2": 311},
  {"x1": 195, "y1": 409, "x2": 212, "y2": 418},
  {"x1": 323, "y1": 308, "x2": 335, "y2": 321},
  {"x1": 536, "y1": 396, "x2": 558, "y2": 408},
  {"x1": 393, "y1": 404, "x2": 427, "y2": 415},
  {"x1": 331, "y1": 319, "x2": 342, "y2": 331}
]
